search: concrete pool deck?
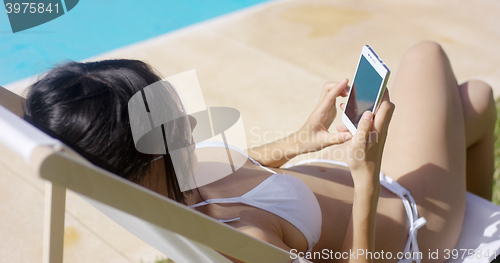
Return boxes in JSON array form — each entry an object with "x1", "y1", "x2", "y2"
[{"x1": 2, "y1": 0, "x2": 500, "y2": 262}]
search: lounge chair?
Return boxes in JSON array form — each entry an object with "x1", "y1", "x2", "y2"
[{"x1": 0, "y1": 85, "x2": 499, "y2": 263}]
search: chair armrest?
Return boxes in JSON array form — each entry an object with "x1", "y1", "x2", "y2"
[{"x1": 0, "y1": 86, "x2": 25, "y2": 117}]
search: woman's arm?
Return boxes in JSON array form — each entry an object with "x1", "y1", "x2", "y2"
[
  {"x1": 245, "y1": 130, "x2": 306, "y2": 168},
  {"x1": 340, "y1": 111, "x2": 381, "y2": 262},
  {"x1": 247, "y1": 80, "x2": 353, "y2": 167},
  {"x1": 340, "y1": 92, "x2": 395, "y2": 263},
  {"x1": 341, "y1": 179, "x2": 380, "y2": 263}
]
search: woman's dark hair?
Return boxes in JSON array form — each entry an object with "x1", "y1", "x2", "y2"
[{"x1": 24, "y1": 59, "x2": 189, "y2": 204}]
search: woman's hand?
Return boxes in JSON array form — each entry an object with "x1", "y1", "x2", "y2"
[
  {"x1": 247, "y1": 79, "x2": 355, "y2": 168},
  {"x1": 297, "y1": 79, "x2": 353, "y2": 153},
  {"x1": 343, "y1": 89, "x2": 395, "y2": 187},
  {"x1": 339, "y1": 89, "x2": 395, "y2": 263}
]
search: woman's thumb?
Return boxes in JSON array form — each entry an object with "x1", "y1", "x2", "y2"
[{"x1": 353, "y1": 111, "x2": 372, "y2": 145}]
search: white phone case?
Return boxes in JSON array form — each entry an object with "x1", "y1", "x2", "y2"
[{"x1": 342, "y1": 45, "x2": 390, "y2": 135}]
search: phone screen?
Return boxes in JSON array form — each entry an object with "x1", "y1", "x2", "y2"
[{"x1": 345, "y1": 55, "x2": 384, "y2": 127}]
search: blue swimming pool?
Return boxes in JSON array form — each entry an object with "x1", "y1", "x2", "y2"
[{"x1": 0, "y1": 0, "x2": 269, "y2": 86}]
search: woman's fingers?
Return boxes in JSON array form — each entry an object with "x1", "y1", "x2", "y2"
[
  {"x1": 337, "y1": 125, "x2": 349, "y2": 132},
  {"x1": 341, "y1": 85, "x2": 350, "y2": 97},
  {"x1": 352, "y1": 111, "x2": 373, "y2": 148},
  {"x1": 347, "y1": 111, "x2": 373, "y2": 172},
  {"x1": 373, "y1": 102, "x2": 394, "y2": 132},
  {"x1": 318, "y1": 82, "x2": 338, "y2": 104},
  {"x1": 340, "y1": 103, "x2": 345, "y2": 111},
  {"x1": 373, "y1": 89, "x2": 395, "y2": 134},
  {"x1": 381, "y1": 88, "x2": 390, "y2": 103},
  {"x1": 319, "y1": 80, "x2": 350, "y2": 103},
  {"x1": 316, "y1": 79, "x2": 349, "y2": 112}
]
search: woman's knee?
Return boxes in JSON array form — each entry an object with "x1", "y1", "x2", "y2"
[
  {"x1": 397, "y1": 41, "x2": 455, "y2": 90},
  {"x1": 403, "y1": 41, "x2": 447, "y2": 63},
  {"x1": 460, "y1": 80, "x2": 497, "y2": 125},
  {"x1": 459, "y1": 80, "x2": 497, "y2": 146}
]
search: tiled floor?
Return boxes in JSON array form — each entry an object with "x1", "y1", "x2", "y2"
[{"x1": 2, "y1": 0, "x2": 500, "y2": 262}]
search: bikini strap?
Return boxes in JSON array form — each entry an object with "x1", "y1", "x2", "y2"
[
  {"x1": 379, "y1": 174, "x2": 427, "y2": 263},
  {"x1": 190, "y1": 197, "x2": 243, "y2": 208}
]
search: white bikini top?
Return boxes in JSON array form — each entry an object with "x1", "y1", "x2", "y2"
[{"x1": 190, "y1": 141, "x2": 322, "y2": 251}]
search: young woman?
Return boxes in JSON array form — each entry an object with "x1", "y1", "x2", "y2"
[{"x1": 24, "y1": 41, "x2": 496, "y2": 263}]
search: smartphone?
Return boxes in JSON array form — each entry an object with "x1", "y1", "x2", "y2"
[{"x1": 342, "y1": 45, "x2": 390, "y2": 135}]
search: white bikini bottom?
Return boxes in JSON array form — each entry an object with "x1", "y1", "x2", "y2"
[{"x1": 285, "y1": 159, "x2": 427, "y2": 263}]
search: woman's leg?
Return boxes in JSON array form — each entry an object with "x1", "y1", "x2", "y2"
[
  {"x1": 459, "y1": 80, "x2": 497, "y2": 201},
  {"x1": 325, "y1": 80, "x2": 497, "y2": 202},
  {"x1": 380, "y1": 41, "x2": 466, "y2": 261},
  {"x1": 325, "y1": 81, "x2": 496, "y2": 202}
]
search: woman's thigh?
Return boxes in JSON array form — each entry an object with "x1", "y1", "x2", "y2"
[{"x1": 380, "y1": 41, "x2": 466, "y2": 259}]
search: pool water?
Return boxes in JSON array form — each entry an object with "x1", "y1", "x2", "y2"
[{"x1": 0, "y1": 0, "x2": 269, "y2": 86}]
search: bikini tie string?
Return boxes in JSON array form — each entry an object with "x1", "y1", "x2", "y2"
[
  {"x1": 379, "y1": 173, "x2": 427, "y2": 263},
  {"x1": 406, "y1": 217, "x2": 427, "y2": 263}
]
